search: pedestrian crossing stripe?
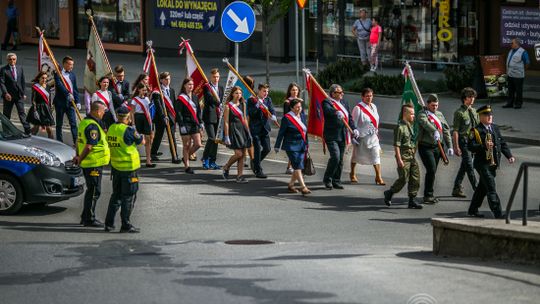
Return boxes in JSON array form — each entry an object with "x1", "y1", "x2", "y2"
[{"x1": 0, "y1": 153, "x2": 41, "y2": 164}]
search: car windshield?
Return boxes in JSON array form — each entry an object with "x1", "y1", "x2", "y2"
[{"x1": 0, "y1": 113, "x2": 26, "y2": 140}]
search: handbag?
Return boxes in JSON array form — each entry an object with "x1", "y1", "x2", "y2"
[{"x1": 302, "y1": 151, "x2": 316, "y2": 176}]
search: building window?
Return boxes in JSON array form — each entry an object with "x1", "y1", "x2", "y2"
[{"x1": 37, "y1": 0, "x2": 60, "y2": 39}]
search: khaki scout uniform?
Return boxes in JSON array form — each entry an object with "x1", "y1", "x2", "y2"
[
  {"x1": 389, "y1": 120, "x2": 420, "y2": 198},
  {"x1": 452, "y1": 104, "x2": 479, "y2": 192}
]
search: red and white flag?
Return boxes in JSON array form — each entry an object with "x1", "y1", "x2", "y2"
[
  {"x1": 179, "y1": 39, "x2": 206, "y2": 100},
  {"x1": 38, "y1": 32, "x2": 56, "y2": 100},
  {"x1": 143, "y1": 48, "x2": 160, "y2": 93}
]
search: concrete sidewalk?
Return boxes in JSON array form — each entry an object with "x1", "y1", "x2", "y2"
[{"x1": 3, "y1": 45, "x2": 540, "y2": 145}]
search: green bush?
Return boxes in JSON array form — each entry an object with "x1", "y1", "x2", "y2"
[
  {"x1": 416, "y1": 78, "x2": 448, "y2": 93},
  {"x1": 316, "y1": 58, "x2": 368, "y2": 88},
  {"x1": 443, "y1": 63, "x2": 475, "y2": 93},
  {"x1": 269, "y1": 90, "x2": 287, "y2": 106}
]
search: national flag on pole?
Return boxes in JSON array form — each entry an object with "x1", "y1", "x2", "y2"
[
  {"x1": 38, "y1": 33, "x2": 54, "y2": 76},
  {"x1": 143, "y1": 48, "x2": 160, "y2": 93},
  {"x1": 179, "y1": 39, "x2": 207, "y2": 99},
  {"x1": 84, "y1": 24, "x2": 111, "y2": 112},
  {"x1": 304, "y1": 70, "x2": 327, "y2": 138},
  {"x1": 401, "y1": 63, "x2": 425, "y2": 141}
]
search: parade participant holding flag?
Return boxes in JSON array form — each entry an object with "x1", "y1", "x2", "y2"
[
  {"x1": 201, "y1": 68, "x2": 224, "y2": 170},
  {"x1": 247, "y1": 83, "x2": 277, "y2": 179},
  {"x1": 322, "y1": 84, "x2": 359, "y2": 190},
  {"x1": 416, "y1": 94, "x2": 453, "y2": 204},
  {"x1": 91, "y1": 76, "x2": 116, "y2": 130},
  {"x1": 274, "y1": 98, "x2": 311, "y2": 196},
  {"x1": 110, "y1": 65, "x2": 130, "y2": 107},
  {"x1": 26, "y1": 71, "x2": 54, "y2": 138},
  {"x1": 350, "y1": 88, "x2": 385, "y2": 185},
  {"x1": 54, "y1": 56, "x2": 81, "y2": 144},
  {"x1": 130, "y1": 82, "x2": 155, "y2": 168},
  {"x1": 151, "y1": 72, "x2": 180, "y2": 163},
  {"x1": 222, "y1": 86, "x2": 251, "y2": 184},
  {"x1": 175, "y1": 77, "x2": 203, "y2": 174}
]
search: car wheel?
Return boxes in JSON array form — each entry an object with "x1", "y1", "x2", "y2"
[{"x1": 0, "y1": 173, "x2": 23, "y2": 215}]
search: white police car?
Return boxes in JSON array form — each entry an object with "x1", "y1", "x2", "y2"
[{"x1": 0, "y1": 113, "x2": 84, "y2": 214}]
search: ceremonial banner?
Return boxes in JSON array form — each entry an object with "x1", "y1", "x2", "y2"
[
  {"x1": 38, "y1": 32, "x2": 56, "y2": 99},
  {"x1": 143, "y1": 48, "x2": 160, "y2": 93},
  {"x1": 303, "y1": 70, "x2": 326, "y2": 139},
  {"x1": 84, "y1": 22, "x2": 111, "y2": 112},
  {"x1": 215, "y1": 70, "x2": 251, "y2": 144},
  {"x1": 400, "y1": 64, "x2": 424, "y2": 142},
  {"x1": 179, "y1": 39, "x2": 208, "y2": 100}
]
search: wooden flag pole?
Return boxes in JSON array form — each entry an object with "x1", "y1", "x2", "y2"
[
  {"x1": 180, "y1": 38, "x2": 220, "y2": 102},
  {"x1": 35, "y1": 27, "x2": 82, "y2": 121}
]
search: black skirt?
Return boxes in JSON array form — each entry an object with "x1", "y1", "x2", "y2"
[
  {"x1": 134, "y1": 113, "x2": 152, "y2": 135},
  {"x1": 26, "y1": 103, "x2": 54, "y2": 126},
  {"x1": 178, "y1": 122, "x2": 200, "y2": 135}
]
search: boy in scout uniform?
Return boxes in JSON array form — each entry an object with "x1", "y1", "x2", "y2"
[
  {"x1": 416, "y1": 94, "x2": 453, "y2": 204},
  {"x1": 73, "y1": 101, "x2": 110, "y2": 227},
  {"x1": 467, "y1": 105, "x2": 515, "y2": 218},
  {"x1": 451, "y1": 87, "x2": 479, "y2": 198},
  {"x1": 383, "y1": 104, "x2": 423, "y2": 209},
  {"x1": 105, "y1": 106, "x2": 144, "y2": 233}
]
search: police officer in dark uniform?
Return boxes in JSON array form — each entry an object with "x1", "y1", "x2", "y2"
[
  {"x1": 467, "y1": 105, "x2": 516, "y2": 218},
  {"x1": 73, "y1": 100, "x2": 110, "y2": 227},
  {"x1": 451, "y1": 87, "x2": 479, "y2": 198},
  {"x1": 105, "y1": 106, "x2": 144, "y2": 233}
]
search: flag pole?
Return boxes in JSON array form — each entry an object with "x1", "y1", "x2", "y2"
[
  {"x1": 146, "y1": 41, "x2": 179, "y2": 162},
  {"x1": 35, "y1": 27, "x2": 82, "y2": 121},
  {"x1": 222, "y1": 57, "x2": 279, "y2": 127},
  {"x1": 179, "y1": 38, "x2": 220, "y2": 102}
]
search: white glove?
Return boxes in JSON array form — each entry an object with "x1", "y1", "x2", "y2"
[
  {"x1": 271, "y1": 115, "x2": 277, "y2": 122},
  {"x1": 274, "y1": 147, "x2": 280, "y2": 153},
  {"x1": 353, "y1": 129, "x2": 360, "y2": 138},
  {"x1": 447, "y1": 148, "x2": 454, "y2": 156},
  {"x1": 118, "y1": 94, "x2": 124, "y2": 100},
  {"x1": 369, "y1": 126, "x2": 377, "y2": 135},
  {"x1": 199, "y1": 124, "x2": 205, "y2": 131},
  {"x1": 352, "y1": 137, "x2": 360, "y2": 145},
  {"x1": 180, "y1": 126, "x2": 187, "y2": 134},
  {"x1": 68, "y1": 93, "x2": 74, "y2": 101},
  {"x1": 76, "y1": 103, "x2": 82, "y2": 110},
  {"x1": 224, "y1": 136, "x2": 231, "y2": 146},
  {"x1": 336, "y1": 111, "x2": 345, "y2": 120},
  {"x1": 434, "y1": 130, "x2": 441, "y2": 142},
  {"x1": 33, "y1": 111, "x2": 40, "y2": 120}
]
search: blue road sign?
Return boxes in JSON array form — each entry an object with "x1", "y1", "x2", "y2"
[{"x1": 221, "y1": 1, "x2": 256, "y2": 43}]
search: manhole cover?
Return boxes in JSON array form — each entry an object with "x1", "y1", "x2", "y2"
[{"x1": 225, "y1": 240, "x2": 275, "y2": 245}]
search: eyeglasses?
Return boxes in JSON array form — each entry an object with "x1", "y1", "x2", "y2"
[{"x1": 334, "y1": 91, "x2": 344, "y2": 95}]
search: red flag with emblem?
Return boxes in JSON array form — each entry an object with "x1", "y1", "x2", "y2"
[
  {"x1": 304, "y1": 70, "x2": 327, "y2": 138},
  {"x1": 143, "y1": 49, "x2": 160, "y2": 93},
  {"x1": 179, "y1": 39, "x2": 207, "y2": 100}
]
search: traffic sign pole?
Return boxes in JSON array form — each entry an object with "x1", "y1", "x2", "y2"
[{"x1": 235, "y1": 43, "x2": 239, "y2": 71}]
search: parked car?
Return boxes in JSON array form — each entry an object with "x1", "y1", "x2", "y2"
[{"x1": 0, "y1": 113, "x2": 84, "y2": 214}]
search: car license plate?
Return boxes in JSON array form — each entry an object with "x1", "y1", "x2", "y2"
[{"x1": 72, "y1": 176, "x2": 85, "y2": 187}]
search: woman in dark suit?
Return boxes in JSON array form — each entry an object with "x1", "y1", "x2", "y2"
[
  {"x1": 175, "y1": 77, "x2": 203, "y2": 174},
  {"x1": 274, "y1": 98, "x2": 311, "y2": 195},
  {"x1": 282, "y1": 82, "x2": 302, "y2": 174}
]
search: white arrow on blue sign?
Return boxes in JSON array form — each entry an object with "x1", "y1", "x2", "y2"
[{"x1": 221, "y1": 1, "x2": 256, "y2": 43}]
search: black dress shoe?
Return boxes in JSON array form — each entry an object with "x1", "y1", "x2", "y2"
[
  {"x1": 324, "y1": 182, "x2": 333, "y2": 190},
  {"x1": 423, "y1": 196, "x2": 437, "y2": 204},
  {"x1": 83, "y1": 220, "x2": 104, "y2": 227},
  {"x1": 255, "y1": 172, "x2": 267, "y2": 178},
  {"x1": 145, "y1": 163, "x2": 157, "y2": 168},
  {"x1": 332, "y1": 183, "x2": 344, "y2": 189},
  {"x1": 156, "y1": 152, "x2": 163, "y2": 156},
  {"x1": 185, "y1": 167, "x2": 195, "y2": 174},
  {"x1": 467, "y1": 212, "x2": 485, "y2": 218},
  {"x1": 171, "y1": 159, "x2": 182, "y2": 164},
  {"x1": 408, "y1": 198, "x2": 423, "y2": 209},
  {"x1": 383, "y1": 190, "x2": 393, "y2": 206},
  {"x1": 151, "y1": 155, "x2": 160, "y2": 161},
  {"x1": 502, "y1": 103, "x2": 513, "y2": 108},
  {"x1": 120, "y1": 226, "x2": 140, "y2": 233},
  {"x1": 104, "y1": 225, "x2": 115, "y2": 232}
]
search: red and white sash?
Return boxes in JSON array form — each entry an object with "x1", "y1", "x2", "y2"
[
  {"x1": 228, "y1": 102, "x2": 250, "y2": 133},
  {"x1": 178, "y1": 94, "x2": 199, "y2": 124},
  {"x1": 160, "y1": 88, "x2": 176, "y2": 120},
  {"x1": 251, "y1": 96, "x2": 272, "y2": 119},
  {"x1": 132, "y1": 96, "x2": 152, "y2": 124},
  {"x1": 357, "y1": 102, "x2": 379, "y2": 129},
  {"x1": 285, "y1": 112, "x2": 307, "y2": 143},
  {"x1": 95, "y1": 90, "x2": 111, "y2": 108},
  {"x1": 60, "y1": 70, "x2": 73, "y2": 94},
  {"x1": 427, "y1": 111, "x2": 443, "y2": 131},
  {"x1": 331, "y1": 98, "x2": 351, "y2": 144},
  {"x1": 205, "y1": 83, "x2": 221, "y2": 117},
  {"x1": 32, "y1": 83, "x2": 49, "y2": 105}
]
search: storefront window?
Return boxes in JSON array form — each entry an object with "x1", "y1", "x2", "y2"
[
  {"x1": 344, "y1": 1, "x2": 373, "y2": 58},
  {"x1": 457, "y1": 0, "x2": 477, "y2": 57},
  {"x1": 37, "y1": 0, "x2": 60, "y2": 39},
  {"x1": 431, "y1": 0, "x2": 458, "y2": 63},
  {"x1": 321, "y1": 0, "x2": 340, "y2": 60}
]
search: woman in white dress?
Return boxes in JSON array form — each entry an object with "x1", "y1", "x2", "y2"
[{"x1": 350, "y1": 88, "x2": 385, "y2": 185}]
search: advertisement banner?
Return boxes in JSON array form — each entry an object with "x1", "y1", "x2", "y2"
[
  {"x1": 479, "y1": 55, "x2": 507, "y2": 97},
  {"x1": 154, "y1": 0, "x2": 220, "y2": 32},
  {"x1": 500, "y1": 6, "x2": 540, "y2": 48}
]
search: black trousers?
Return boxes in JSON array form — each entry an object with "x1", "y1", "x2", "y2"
[
  {"x1": 202, "y1": 122, "x2": 219, "y2": 161},
  {"x1": 507, "y1": 76, "x2": 524, "y2": 107},
  {"x1": 468, "y1": 164, "x2": 502, "y2": 218},
  {"x1": 151, "y1": 116, "x2": 177, "y2": 159},
  {"x1": 453, "y1": 136, "x2": 477, "y2": 190},
  {"x1": 323, "y1": 140, "x2": 346, "y2": 185},
  {"x1": 105, "y1": 169, "x2": 139, "y2": 229},
  {"x1": 418, "y1": 144, "x2": 441, "y2": 198},
  {"x1": 2, "y1": 98, "x2": 30, "y2": 132},
  {"x1": 2, "y1": 19, "x2": 17, "y2": 48},
  {"x1": 55, "y1": 105, "x2": 78, "y2": 144},
  {"x1": 81, "y1": 167, "x2": 103, "y2": 223},
  {"x1": 252, "y1": 133, "x2": 271, "y2": 173}
]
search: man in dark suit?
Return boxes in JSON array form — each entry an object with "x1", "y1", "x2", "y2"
[
  {"x1": 201, "y1": 68, "x2": 224, "y2": 169},
  {"x1": 322, "y1": 84, "x2": 359, "y2": 189},
  {"x1": 109, "y1": 65, "x2": 130, "y2": 109},
  {"x1": 1, "y1": 52, "x2": 30, "y2": 134},
  {"x1": 467, "y1": 105, "x2": 515, "y2": 218},
  {"x1": 54, "y1": 56, "x2": 81, "y2": 144},
  {"x1": 247, "y1": 83, "x2": 277, "y2": 178},
  {"x1": 151, "y1": 71, "x2": 180, "y2": 163}
]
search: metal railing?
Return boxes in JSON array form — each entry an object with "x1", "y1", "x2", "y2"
[{"x1": 505, "y1": 162, "x2": 540, "y2": 226}]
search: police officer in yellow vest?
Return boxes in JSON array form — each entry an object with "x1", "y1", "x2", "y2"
[
  {"x1": 104, "y1": 106, "x2": 144, "y2": 233},
  {"x1": 73, "y1": 100, "x2": 110, "y2": 227}
]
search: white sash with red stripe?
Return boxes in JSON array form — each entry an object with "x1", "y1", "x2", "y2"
[
  {"x1": 427, "y1": 111, "x2": 443, "y2": 131},
  {"x1": 178, "y1": 94, "x2": 199, "y2": 125},
  {"x1": 331, "y1": 98, "x2": 351, "y2": 144},
  {"x1": 228, "y1": 102, "x2": 250, "y2": 134},
  {"x1": 162, "y1": 93, "x2": 176, "y2": 120},
  {"x1": 60, "y1": 70, "x2": 73, "y2": 94},
  {"x1": 357, "y1": 102, "x2": 379, "y2": 129},
  {"x1": 32, "y1": 83, "x2": 49, "y2": 105},
  {"x1": 95, "y1": 90, "x2": 117, "y2": 122},
  {"x1": 132, "y1": 96, "x2": 152, "y2": 124},
  {"x1": 285, "y1": 112, "x2": 307, "y2": 143}
]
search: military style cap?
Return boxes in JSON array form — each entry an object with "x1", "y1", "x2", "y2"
[
  {"x1": 477, "y1": 105, "x2": 493, "y2": 115},
  {"x1": 117, "y1": 106, "x2": 131, "y2": 116},
  {"x1": 426, "y1": 94, "x2": 439, "y2": 103}
]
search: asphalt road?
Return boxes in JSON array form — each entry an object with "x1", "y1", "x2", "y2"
[{"x1": 1, "y1": 127, "x2": 540, "y2": 304}]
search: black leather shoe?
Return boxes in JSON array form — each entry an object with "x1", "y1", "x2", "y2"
[
  {"x1": 255, "y1": 172, "x2": 267, "y2": 178},
  {"x1": 104, "y1": 225, "x2": 115, "y2": 232},
  {"x1": 156, "y1": 152, "x2": 163, "y2": 156},
  {"x1": 383, "y1": 190, "x2": 393, "y2": 206},
  {"x1": 408, "y1": 198, "x2": 423, "y2": 209},
  {"x1": 171, "y1": 159, "x2": 182, "y2": 164},
  {"x1": 514, "y1": 105, "x2": 522, "y2": 109},
  {"x1": 120, "y1": 226, "x2": 140, "y2": 233},
  {"x1": 83, "y1": 220, "x2": 104, "y2": 227},
  {"x1": 185, "y1": 167, "x2": 195, "y2": 174},
  {"x1": 467, "y1": 212, "x2": 485, "y2": 218},
  {"x1": 324, "y1": 182, "x2": 333, "y2": 190},
  {"x1": 151, "y1": 156, "x2": 160, "y2": 161},
  {"x1": 502, "y1": 103, "x2": 513, "y2": 108},
  {"x1": 145, "y1": 163, "x2": 157, "y2": 168},
  {"x1": 423, "y1": 196, "x2": 437, "y2": 204},
  {"x1": 332, "y1": 183, "x2": 344, "y2": 189}
]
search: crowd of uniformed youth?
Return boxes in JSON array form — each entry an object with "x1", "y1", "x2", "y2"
[{"x1": 1, "y1": 51, "x2": 518, "y2": 232}]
